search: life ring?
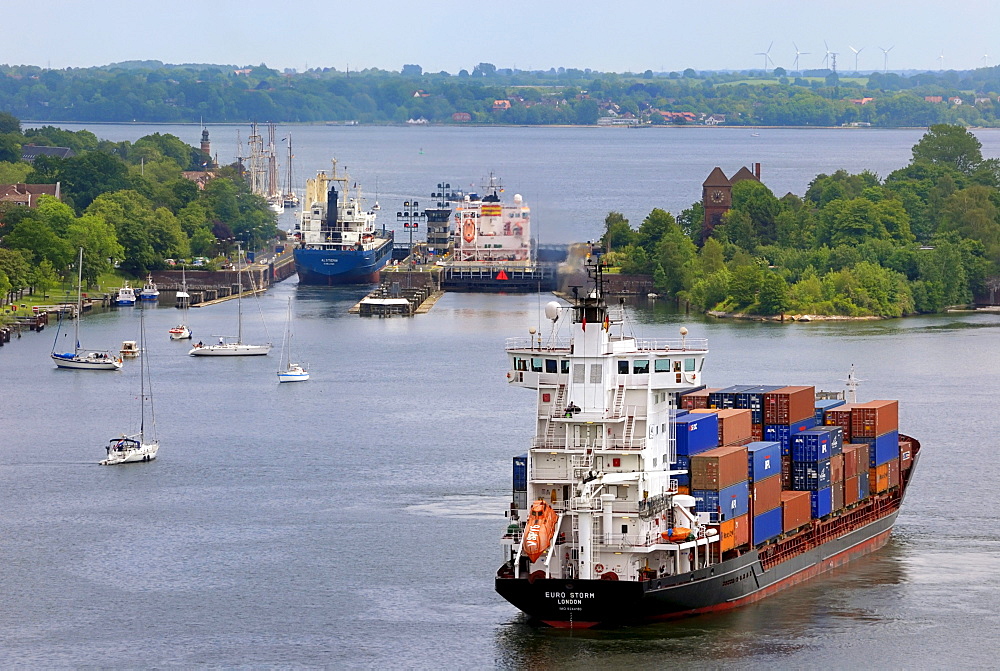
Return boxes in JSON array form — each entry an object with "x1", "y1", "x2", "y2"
[
  {"x1": 462, "y1": 218, "x2": 475, "y2": 243},
  {"x1": 595, "y1": 563, "x2": 605, "y2": 574}
]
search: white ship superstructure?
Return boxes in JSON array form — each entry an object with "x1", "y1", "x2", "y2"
[
  {"x1": 452, "y1": 175, "x2": 531, "y2": 263},
  {"x1": 501, "y1": 261, "x2": 712, "y2": 585}
]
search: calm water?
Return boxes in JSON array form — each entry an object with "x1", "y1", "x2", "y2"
[{"x1": 3, "y1": 126, "x2": 1000, "y2": 667}]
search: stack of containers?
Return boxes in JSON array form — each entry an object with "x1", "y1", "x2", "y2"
[
  {"x1": 824, "y1": 404, "x2": 856, "y2": 442},
  {"x1": 841, "y1": 442, "x2": 871, "y2": 506},
  {"x1": 690, "y1": 444, "x2": 749, "y2": 525},
  {"x1": 851, "y1": 400, "x2": 900, "y2": 495},
  {"x1": 747, "y1": 441, "x2": 783, "y2": 544},
  {"x1": 691, "y1": 408, "x2": 753, "y2": 446},
  {"x1": 763, "y1": 387, "x2": 817, "y2": 460},
  {"x1": 790, "y1": 426, "x2": 844, "y2": 519},
  {"x1": 814, "y1": 398, "x2": 846, "y2": 424},
  {"x1": 679, "y1": 388, "x2": 720, "y2": 410},
  {"x1": 780, "y1": 490, "x2": 812, "y2": 532},
  {"x1": 512, "y1": 454, "x2": 528, "y2": 511},
  {"x1": 707, "y1": 385, "x2": 782, "y2": 441},
  {"x1": 671, "y1": 412, "x2": 720, "y2": 491}
]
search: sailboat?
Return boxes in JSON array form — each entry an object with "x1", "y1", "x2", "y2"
[
  {"x1": 51, "y1": 248, "x2": 123, "y2": 371},
  {"x1": 101, "y1": 306, "x2": 158, "y2": 465},
  {"x1": 188, "y1": 244, "x2": 271, "y2": 356},
  {"x1": 169, "y1": 266, "x2": 192, "y2": 340},
  {"x1": 282, "y1": 133, "x2": 299, "y2": 208},
  {"x1": 277, "y1": 297, "x2": 308, "y2": 382}
]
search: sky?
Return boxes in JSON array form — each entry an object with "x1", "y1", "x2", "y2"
[{"x1": 5, "y1": 0, "x2": 1000, "y2": 74}]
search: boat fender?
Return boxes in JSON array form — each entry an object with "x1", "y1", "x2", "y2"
[
  {"x1": 506, "y1": 371, "x2": 512, "y2": 379},
  {"x1": 595, "y1": 563, "x2": 605, "y2": 574}
]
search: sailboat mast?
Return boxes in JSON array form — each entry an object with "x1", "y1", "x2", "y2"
[
  {"x1": 237, "y1": 244, "x2": 243, "y2": 344},
  {"x1": 75, "y1": 247, "x2": 83, "y2": 353},
  {"x1": 139, "y1": 303, "x2": 145, "y2": 439}
]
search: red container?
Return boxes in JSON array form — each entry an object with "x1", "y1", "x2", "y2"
[
  {"x1": 691, "y1": 408, "x2": 752, "y2": 446},
  {"x1": 824, "y1": 405, "x2": 856, "y2": 443},
  {"x1": 851, "y1": 400, "x2": 899, "y2": 439},
  {"x1": 751, "y1": 474, "x2": 782, "y2": 514},
  {"x1": 844, "y1": 476, "x2": 860, "y2": 506},
  {"x1": 843, "y1": 445, "x2": 859, "y2": 480},
  {"x1": 887, "y1": 457, "x2": 900, "y2": 489},
  {"x1": 899, "y1": 438, "x2": 914, "y2": 471},
  {"x1": 831, "y1": 479, "x2": 844, "y2": 511},
  {"x1": 854, "y1": 443, "x2": 870, "y2": 477},
  {"x1": 781, "y1": 455, "x2": 792, "y2": 490},
  {"x1": 763, "y1": 386, "x2": 815, "y2": 425},
  {"x1": 830, "y1": 453, "x2": 845, "y2": 483},
  {"x1": 780, "y1": 490, "x2": 812, "y2": 532},
  {"x1": 680, "y1": 388, "x2": 719, "y2": 410},
  {"x1": 690, "y1": 444, "x2": 749, "y2": 490},
  {"x1": 751, "y1": 424, "x2": 763, "y2": 441}
]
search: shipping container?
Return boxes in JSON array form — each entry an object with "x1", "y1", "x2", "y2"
[
  {"x1": 747, "y1": 441, "x2": 782, "y2": 482},
  {"x1": 708, "y1": 385, "x2": 754, "y2": 410},
  {"x1": 887, "y1": 457, "x2": 900, "y2": 489},
  {"x1": 691, "y1": 408, "x2": 753, "y2": 446},
  {"x1": 851, "y1": 400, "x2": 899, "y2": 438},
  {"x1": 674, "y1": 472, "x2": 690, "y2": 487},
  {"x1": 830, "y1": 453, "x2": 845, "y2": 483},
  {"x1": 814, "y1": 398, "x2": 846, "y2": 424},
  {"x1": 764, "y1": 416, "x2": 819, "y2": 454},
  {"x1": 735, "y1": 385, "x2": 783, "y2": 424},
  {"x1": 843, "y1": 444, "x2": 859, "y2": 480},
  {"x1": 858, "y1": 471, "x2": 869, "y2": 500},
  {"x1": 791, "y1": 429, "x2": 833, "y2": 461},
  {"x1": 674, "y1": 413, "x2": 721, "y2": 456},
  {"x1": 763, "y1": 385, "x2": 816, "y2": 425},
  {"x1": 679, "y1": 387, "x2": 719, "y2": 410},
  {"x1": 718, "y1": 514, "x2": 749, "y2": 551},
  {"x1": 811, "y1": 487, "x2": 833, "y2": 518},
  {"x1": 751, "y1": 473, "x2": 782, "y2": 514},
  {"x1": 676, "y1": 484, "x2": 690, "y2": 496},
  {"x1": 899, "y1": 438, "x2": 914, "y2": 471},
  {"x1": 513, "y1": 490, "x2": 528, "y2": 510},
  {"x1": 869, "y1": 463, "x2": 889, "y2": 494},
  {"x1": 831, "y1": 479, "x2": 844, "y2": 511},
  {"x1": 753, "y1": 506, "x2": 784, "y2": 545},
  {"x1": 862, "y1": 430, "x2": 900, "y2": 467},
  {"x1": 781, "y1": 455, "x2": 792, "y2": 489},
  {"x1": 844, "y1": 475, "x2": 860, "y2": 506},
  {"x1": 851, "y1": 443, "x2": 870, "y2": 477},
  {"x1": 781, "y1": 490, "x2": 812, "y2": 531},
  {"x1": 513, "y1": 454, "x2": 528, "y2": 491},
  {"x1": 792, "y1": 459, "x2": 832, "y2": 491},
  {"x1": 691, "y1": 444, "x2": 749, "y2": 490},
  {"x1": 824, "y1": 407, "x2": 856, "y2": 443},
  {"x1": 693, "y1": 480, "x2": 750, "y2": 523}
]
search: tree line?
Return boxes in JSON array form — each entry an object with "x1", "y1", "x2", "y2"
[
  {"x1": 4, "y1": 61, "x2": 1000, "y2": 126},
  {"x1": 0, "y1": 111, "x2": 277, "y2": 303},
  {"x1": 600, "y1": 125, "x2": 997, "y2": 317}
]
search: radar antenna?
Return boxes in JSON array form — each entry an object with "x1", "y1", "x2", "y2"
[{"x1": 845, "y1": 364, "x2": 863, "y2": 403}]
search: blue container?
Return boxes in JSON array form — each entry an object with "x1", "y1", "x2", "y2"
[
  {"x1": 814, "y1": 399, "x2": 846, "y2": 424},
  {"x1": 736, "y1": 385, "x2": 782, "y2": 425},
  {"x1": 708, "y1": 385, "x2": 749, "y2": 410},
  {"x1": 791, "y1": 427, "x2": 843, "y2": 461},
  {"x1": 859, "y1": 471, "x2": 870, "y2": 498},
  {"x1": 670, "y1": 455, "x2": 691, "y2": 487},
  {"x1": 746, "y1": 441, "x2": 781, "y2": 482},
  {"x1": 675, "y1": 413, "x2": 720, "y2": 456},
  {"x1": 792, "y1": 459, "x2": 832, "y2": 491},
  {"x1": 753, "y1": 506, "x2": 783, "y2": 545},
  {"x1": 674, "y1": 472, "x2": 690, "y2": 487},
  {"x1": 811, "y1": 487, "x2": 833, "y2": 518},
  {"x1": 693, "y1": 480, "x2": 749, "y2": 523},
  {"x1": 764, "y1": 416, "x2": 818, "y2": 455},
  {"x1": 863, "y1": 430, "x2": 900, "y2": 467},
  {"x1": 513, "y1": 454, "x2": 527, "y2": 491}
]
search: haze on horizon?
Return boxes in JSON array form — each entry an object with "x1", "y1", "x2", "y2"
[{"x1": 6, "y1": 0, "x2": 1000, "y2": 75}]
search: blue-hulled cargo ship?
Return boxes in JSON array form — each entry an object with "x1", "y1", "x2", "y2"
[
  {"x1": 293, "y1": 161, "x2": 393, "y2": 285},
  {"x1": 496, "y1": 254, "x2": 920, "y2": 628}
]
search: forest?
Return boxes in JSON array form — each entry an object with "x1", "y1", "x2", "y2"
[
  {"x1": 600, "y1": 125, "x2": 998, "y2": 317},
  {"x1": 4, "y1": 61, "x2": 1000, "y2": 127}
]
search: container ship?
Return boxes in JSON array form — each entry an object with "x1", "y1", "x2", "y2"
[
  {"x1": 495, "y1": 257, "x2": 920, "y2": 628},
  {"x1": 293, "y1": 161, "x2": 393, "y2": 285}
]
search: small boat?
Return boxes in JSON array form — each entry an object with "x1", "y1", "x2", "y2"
[
  {"x1": 139, "y1": 274, "x2": 159, "y2": 302},
  {"x1": 522, "y1": 499, "x2": 559, "y2": 563},
  {"x1": 120, "y1": 340, "x2": 140, "y2": 357},
  {"x1": 170, "y1": 266, "x2": 193, "y2": 339},
  {"x1": 168, "y1": 325, "x2": 192, "y2": 340},
  {"x1": 101, "y1": 306, "x2": 158, "y2": 465},
  {"x1": 51, "y1": 248, "x2": 122, "y2": 371},
  {"x1": 277, "y1": 297, "x2": 308, "y2": 382},
  {"x1": 189, "y1": 244, "x2": 271, "y2": 357},
  {"x1": 116, "y1": 281, "x2": 136, "y2": 306}
]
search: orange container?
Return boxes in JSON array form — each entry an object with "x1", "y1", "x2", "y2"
[
  {"x1": 831, "y1": 479, "x2": 844, "y2": 512},
  {"x1": 676, "y1": 484, "x2": 690, "y2": 496},
  {"x1": 843, "y1": 445, "x2": 859, "y2": 480},
  {"x1": 693, "y1": 408, "x2": 753, "y2": 446},
  {"x1": 844, "y1": 476, "x2": 860, "y2": 506},
  {"x1": 718, "y1": 514, "x2": 750, "y2": 551},
  {"x1": 887, "y1": 457, "x2": 901, "y2": 489},
  {"x1": 830, "y1": 453, "x2": 845, "y2": 483},
  {"x1": 780, "y1": 490, "x2": 812, "y2": 532},
  {"x1": 869, "y1": 464, "x2": 890, "y2": 494},
  {"x1": 851, "y1": 400, "x2": 899, "y2": 438},
  {"x1": 751, "y1": 474, "x2": 782, "y2": 514},
  {"x1": 691, "y1": 444, "x2": 749, "y2": 490},
  {"x1": 763, "y1": 386, "x2": 815, "y2": 425}
]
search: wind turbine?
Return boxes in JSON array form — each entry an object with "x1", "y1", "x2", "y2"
[
  {"x1": 938, "y1": 51, "x2": 945, "y2": 71},
  {"x1": 849, "y1": 45, "x2": 864, "y2": 72},
  {"x1": 984, "y1": 53, "x2": 991, "y2": 68},
  {"x1": 879, "y1": 45, "x2": 894, "y2": 73},
  {"x1": 823, "y1": 40, "x2": 833, "y2": 69},
  {"x1": 754, "y1": 42, "x2": 775, "y2": 71},
  {"x1": 793, "y1": 42, "x2": 810, "y2": 72}
]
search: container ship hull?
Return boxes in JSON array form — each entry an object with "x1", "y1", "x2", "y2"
[
  {"x1": 293, "y1": 240, "x2": 392, "y2": 285},
  {"x1": 497, "y1": 478, "x2": 911, "y2": 627}
]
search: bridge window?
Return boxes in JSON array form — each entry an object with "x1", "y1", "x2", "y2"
[
  {"x1": 633, "y1": 360, "x2": 649, "y2": 374},
  {"x1": 514, "y1": 357, "x2": 528, "y2": 371},
  {"x1": 561, "y1": 360, "x2": 570, "y2": 374},
  {"x1": 618, "y1": 360, "x2": 629, "y2": 374},
  {"x1": 531, "y1": 358, "x2": 543, "y2": 372},
  {"x1": 654, "y1": 359, "x2": 671, "y2": 372},
  {"x1": 684, "y1": 358, "x2": 696, "y2": 372},
  {"x1": 545, "y1": 359, "x2": 558, "y2": 373}
]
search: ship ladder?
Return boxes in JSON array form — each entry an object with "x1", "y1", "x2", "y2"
[
  {"x1": 623, "y1": 413, "x2": 636, "y2": 448},
  {"x1": 612, "y1": 384, "x2": 626, "y2": 418},
  {"x1": 551, "y1": 384, "x2": 567, "y2": 418},
  {"x1": 544, "y1": 512, "x2": 566, "y2": 578}
]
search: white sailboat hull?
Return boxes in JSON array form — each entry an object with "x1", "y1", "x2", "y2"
[
  {"x1": 277, "y1": 365, "x2": 309, "y2": 382},
  {"x1": 189, "y1": 343, "x2": 271, "y2": 356},
  {"x1": 169, "y1": 326, "x2": 192, "y2": 340},
  {"x1": 51, "y1": 353, "x2": 122, "y2": 370},
  {"x1": 100, "y1": 439, "x2": 158, "y2": 465}
]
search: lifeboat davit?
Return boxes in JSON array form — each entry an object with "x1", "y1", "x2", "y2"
[{"x1": 521, "y1": 499, "x2": 559, "y2": 563}]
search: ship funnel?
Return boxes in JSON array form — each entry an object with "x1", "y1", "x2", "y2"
[{"x1": 327, "y1": 186, "x2": 339, "y2": 227}]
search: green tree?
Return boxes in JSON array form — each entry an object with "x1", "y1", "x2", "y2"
[
  {"x1": 600, "y1": 211, "x2": 635, "y2": 252},
  {"x1": 757, "y1": 272, "x2": 790, "y2": 315},
  {"x1": 911, "y1": 124, "x2": 983, "y2": 175},
  {"x1": 86, "y1": 190, "x2": 157, "y2": 275}
]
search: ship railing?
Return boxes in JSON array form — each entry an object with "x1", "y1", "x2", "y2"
[
  {"x1": 634, "y1": 338, "x2": 708, "y2": 352},
  {"x1": 601, "y1": 437, "x2": 647, "y2": 451},
  {"x1": 529, "y1": 437, "x2": 647, "y2": 451},
  {"x1": 505, "y1": 337, "x2": 572, "y2": 352}
]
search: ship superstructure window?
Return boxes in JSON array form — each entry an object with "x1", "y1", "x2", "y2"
[
  {"x1": 633, "y1": 360, "x2": 649, "y2": 374},
  {"x1": 561, "y1": 360, "x2": 570, "y2": 374},
  {"x1": 685, "y1": 358, "x2": 696, "y2": 372},
  {"x1": 655, "y1": 359, "x2": 671, "y2": 372},
  {"x1": 590, "y1": 364, "x2": 603, "y2": 383},
  {"x1": 545, "y1": 359, "x2": 558, "y2": 373},
  {"x1": 618, "y1": 361, "x2": 629, "y2": 374},
  {"x1": 514, "y1": 357, "x2": 528, "y2": 371},
  {"x1": 573, "y1": 364, "x2": 585, "y2": 383},
  {"x1": 531, "y1": 358, "x2": 543, "y2": 372}
]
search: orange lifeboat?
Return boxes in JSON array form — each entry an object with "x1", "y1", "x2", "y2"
[
  {"x1": 521, "y1": 499, "x2": 559, "y2": 563},
  {"x1": 661, "y1": 527, "x2": 692, "y2": 542}
]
